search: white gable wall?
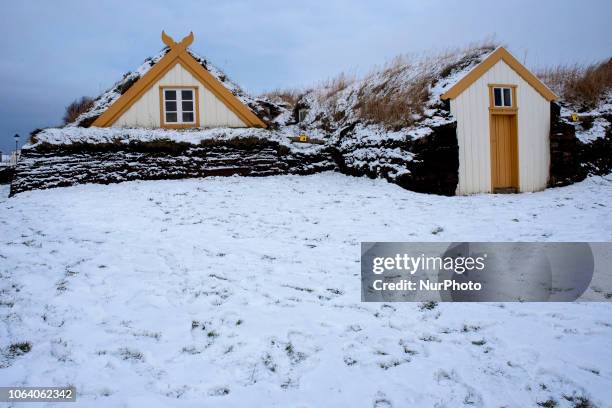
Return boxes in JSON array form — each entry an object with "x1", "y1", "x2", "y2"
[
  {"x1": 113, "y1": 62, "x2": 247, "y2": 128},
  {"x1": 450, "y1": 59, "x2": 550, "y2": 195}
]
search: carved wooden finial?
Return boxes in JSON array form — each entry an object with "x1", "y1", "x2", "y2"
[
  {"x1": 179, "y1": 32, "x2": 194, "y2": 48},
  {"x1": 161, "y1": 31, "x2": 194, "y2": 50},
  {"x1": 161, "y1": 30, "x2": 175, "y2": 48}
]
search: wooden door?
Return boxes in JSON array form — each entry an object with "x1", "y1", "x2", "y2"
[{"x1": 490, "y1": 114, "x2": 518, "y2": 192}]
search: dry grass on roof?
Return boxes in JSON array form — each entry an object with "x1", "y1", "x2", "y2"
[
  {"x1": 319, "y1": 72, "x2": 355, "y2": 100},
  {"x1": 63, "y1": 97, "x2": 95, "y2": 125},
  {"x1": 538, "y1": 58, "x2": 612, "y2": 109},
  {"x1": 261, "y1": 89, "x2": 301, "y2": 108},
  {"x1": 316, "y1": 72, "x2": 357, "y2": 122},
  {"x1": 356, "y1": 71, "x2": 433, "y2": 130},
  {"x1": 260, "y1": 40, "x2": 499, "y2": 129},
  {"x1": 355, "y1": 41, "x2": 497, "y2": 130}
]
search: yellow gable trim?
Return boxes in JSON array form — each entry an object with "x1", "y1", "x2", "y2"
[
  {"x1": 441, "y1": 47, "x2": 557, "y2": 102},
  {"x1": 93, "y1": 32, "x2": 266, "y2": 128}
]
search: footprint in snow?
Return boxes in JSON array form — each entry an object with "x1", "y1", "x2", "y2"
[
  {"x1": 373, "y1": 394, "x2": 393, "y2": 408},
  {"x1": 207, "y1": 387, "x2": 230, "y2": 396},
  {"x1": 431, "y1": 226, "x2": 444, "y2": 235}
]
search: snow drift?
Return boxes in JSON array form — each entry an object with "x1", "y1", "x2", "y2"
[{"x1": 2, "y1": 174, "x2": 612, "y2": 407}]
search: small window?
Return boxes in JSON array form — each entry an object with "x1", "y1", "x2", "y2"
[
  {"x1": 503, "y1": 88, "x2": 512, "y2": 106},
  {"x1": 493, "y1": 87, "x2": 513, "y2": 108},
  {"x1": 298, "y1": 108, "x2": 308, "y2": 122},
  {"x1": 162, "y1": 88, "x2": 196, "y2": 124},
  {"x1": 165, "y1": 90, "x2": 176, "y2": 100}
]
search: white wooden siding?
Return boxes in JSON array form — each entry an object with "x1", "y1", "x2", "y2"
[
  {"x1": 113, "y1": 62, "x2": 247, "y2": 128},
  {"x1": 450, "y1": 59, "x2": 550, "y2": 194}
]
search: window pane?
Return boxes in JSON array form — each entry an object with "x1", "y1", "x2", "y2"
[
  {"x1": 493, "y1": 88, "x2": 502, "y2": 107},
  {"x1": 165, "y1": 101, "x2": 177, "y2": 111},
  {"x1": 182, "y1": 101, "x2": 193, "y2": 112},
  {"x1": 182, "y1": 112, "x2": 194, "y2": 122},
  {"x1": 165, "y1": 90, "x2": 176, "y2": 100},
  {"x1": 503, "y1": 88, "x2": 512, "y2": 106},
  {"x1": 166, "y1": 112, "x2": 177, "y2": 123},
  {"x1": 181, "y1": 90, "x2": 193, "y2": 100}
]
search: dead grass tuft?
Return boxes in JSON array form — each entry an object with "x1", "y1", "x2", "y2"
[
  {"x1": 314, "y1": 72, "x2": 357, "y2": 125},
  {"x1": 262, "y1": 89, "x2": 301, "y2": 108},
  {"x1": 320, "y1": 72, "x2": 355, "y2": 100},
  {"x1": 356, "y1": 59, "x2": 434, "y2": 129},
  {"x1": 538, "y1": 58, "x2": 612, "y2": 108},
  {"x1": 63, "y1": 96, "x2": 94, "y2": 124},
  {"x1": 438, "y1": 40, "x2": 498, "y2": 79}
]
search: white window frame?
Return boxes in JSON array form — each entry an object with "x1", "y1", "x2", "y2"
[
  {"x1": 162, "y1": 88, "x2": 196, "y2": 125},
  {"x1": 493, "y1": 86, "x2": 513, "y2": 108}
]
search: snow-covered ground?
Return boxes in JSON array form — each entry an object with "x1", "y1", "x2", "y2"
[{"x1": 1, "y1": 173, "x2": 612, "y2": 407}]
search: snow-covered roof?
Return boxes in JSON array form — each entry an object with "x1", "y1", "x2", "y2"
[
  {"x1": 26, "y1": 125, "x2": 329, "y2": 156},
  {"x1": 69, "y1": 48, "x2": 170, "y2": 127},
  {"x1": 70, "y1": 42, "x2": 286, "y2": 128}
]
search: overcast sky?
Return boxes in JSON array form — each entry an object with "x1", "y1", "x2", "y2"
[{"x1": 1, "y1": 0, "x2": 611, "y2": 152}]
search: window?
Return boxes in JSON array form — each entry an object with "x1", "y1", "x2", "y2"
[
  {"x1": 493, "y1": 87, "x2": 513, "y2": 108},
  {"x1": 162, "y1": 88, "x2": 196, "y2": 124}
]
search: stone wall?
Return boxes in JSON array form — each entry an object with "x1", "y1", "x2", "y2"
[
  {"x1": 395, "y1": 123, "x2": 459, "y2": 196},
  {"x1": 548, "y1": 103, "x2": 587, "y2": 187},
  {"x1": 578, "y1": 115, "x2": 612, "y2": 177},
  {"x1": 549, "y1": 103, "x2": 612, "y2": 187},
  {"x1": 11, "y1": 126, "x2": 461, "y2": 196},
  {"x1": 10, "y1": 138, "x2": 335, "y2": 196},
  {"x1": 333, "y1": 122, "x2": 459, "y2": 196}
]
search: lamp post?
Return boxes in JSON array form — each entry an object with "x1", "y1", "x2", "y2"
[{"x1": 14, "y1": 134, "x2": 19, "y2": 163}]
